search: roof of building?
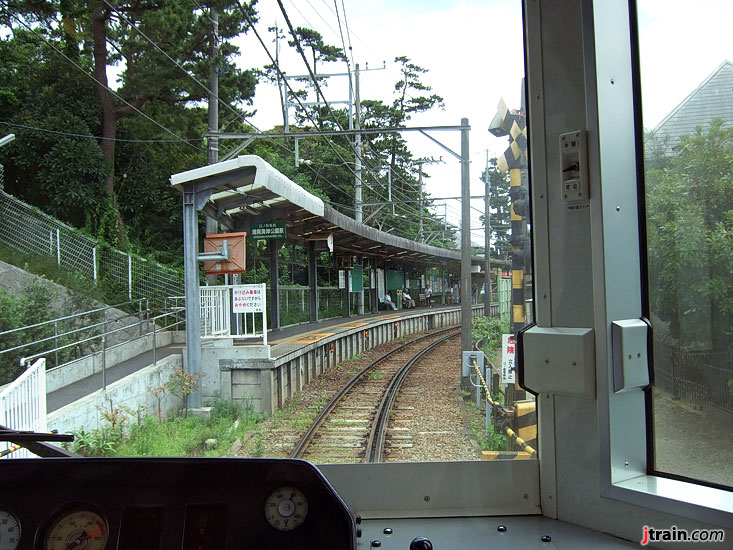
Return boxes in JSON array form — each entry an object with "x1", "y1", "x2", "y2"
[
  {"x1": 650, "y1": 60, "x2": 733, "y2": 155},
  {"x1": 171, "y1": 155, "x2": 498, "y2": 268}
]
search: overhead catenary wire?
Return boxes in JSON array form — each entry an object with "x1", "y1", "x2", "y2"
[
  {"x1": 340, "y1": 0, "x2": 355, "y2": 65},
  {"x1": 332, "y1": 0, "x2": 354, "y2": 92},
  {"x1": 237, "y1": 1, "x2": 426, "y2": 220},
  {"x1": 241, "y1": 0, "x2": 451, "y2": 227},
  {"x1": 100, "y1": 0, "x2": 362, "y2": 206},
  {"x1": 234, "y1": 1, "x2": 368, "y2": 202}
]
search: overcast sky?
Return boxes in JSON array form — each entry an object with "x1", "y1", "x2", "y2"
[{"x1": 234, "y1": 0, "x2": 733, "y2": 243}]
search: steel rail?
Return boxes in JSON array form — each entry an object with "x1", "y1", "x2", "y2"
[
  {"x1": 365, "y1": 332, "x2": 459, "y2": 463},
  {"x1": 290, "y1": 327, "x2": 459, "y2": 459}
]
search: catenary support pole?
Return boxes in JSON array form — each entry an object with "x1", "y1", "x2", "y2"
[
  {"x1": 182, "y1": 183, "x2": 202, "y2": 408},
  {"x1": 484, "y1": 150, "x2": 492, "y2": 316},
  {"x1": 355, "y1": 63, "x2": 363, "y2": 223},
  {"x1": 461, "y1": 118, "x2": 472, "y2": 354},
  {"x1": 205, "y1": 8, "x2": 219, "y2": 285}
]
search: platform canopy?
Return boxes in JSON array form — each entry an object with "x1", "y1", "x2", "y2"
[{"x1": 171, "y1": 155, "x2": 480, "y2": 266}]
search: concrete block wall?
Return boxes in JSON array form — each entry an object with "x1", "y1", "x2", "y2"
[
  {"x1": 224, "y1": 306, "x2": 484, "y2": 417},
  {"x1": 47, "y1": 353, "x2": 182, "y2": 436},
  {"x1": 46, "y1": 330, "x2": 185, "y2": 393}
]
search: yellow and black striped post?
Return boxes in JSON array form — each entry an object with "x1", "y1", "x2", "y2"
[
  {"x1": 490, "y1": 93, "x2": 529, "y2": 403},
  {"x1": 482, "y1": 450, "x2": 534, "y2": 460},
  {"x1": 513, "y1": 399, "x2": 537, "y2": 451}
]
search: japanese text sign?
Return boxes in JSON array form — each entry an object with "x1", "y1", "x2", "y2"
[{"x1": 232, "y1": 284, "x2": 265, "y2": 313}]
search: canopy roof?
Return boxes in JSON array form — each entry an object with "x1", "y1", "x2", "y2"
[{"x1": 171, "y1": 155, "x2": 489, "y2": 267}]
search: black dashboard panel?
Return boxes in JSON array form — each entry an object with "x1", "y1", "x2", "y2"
[{"x1": 0, "y1": 457, "x2": 356, "y2": 550}]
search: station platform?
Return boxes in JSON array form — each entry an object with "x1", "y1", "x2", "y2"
[
  {"x1": 47, "y1": 302, "x2": 487, "y2": 417},
  {"x1": 266, "y1": 302, "x2": 462, "y2": 360}
]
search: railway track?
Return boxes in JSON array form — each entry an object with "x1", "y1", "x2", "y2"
[{"x1": 290, "y1": 328, "x2": 460, "y2": 463}]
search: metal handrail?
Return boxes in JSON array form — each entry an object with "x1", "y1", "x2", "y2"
[
  {"x1": 0, "y1": 297, "x2": 161, "y2": 338},
  {"x1": 17, "y1": 310, "x2": 184, "y2": 368}
]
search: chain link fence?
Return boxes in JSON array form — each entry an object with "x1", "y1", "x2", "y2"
[{"x1": 0, "y1": 190, "x2": 183, "y2": 300}]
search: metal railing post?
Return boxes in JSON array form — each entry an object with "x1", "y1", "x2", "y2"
[
  {"x1": 153, "y1": 322, "x2": 157, "y2": 365},
  {"x1": 102, "y1": 309, "x2": 107, "y2": 391},
  {"x1": 53, "y1": 322, "x2": 58, "y2": 368}
]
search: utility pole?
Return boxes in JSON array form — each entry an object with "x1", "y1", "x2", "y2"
[
  {"x1": 355, "y1": 64, "x2": 363, "y2": 223},
  {"x1": 484, "y1": 150, "x2": 492, "y2": 316},
  {"x1": 281, "y1": 63, "x2": 384, "y2": 210},
  {"x1": 388, "y1": 167, "x2": 394, "y2": 215},
  {"x1": 418, "y1": 166, "x2": 424, "y2": 241},
  {"x1": 205, "y1": 8, "x2": 219, "y2": 286}
]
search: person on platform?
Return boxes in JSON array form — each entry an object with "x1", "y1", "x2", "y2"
[
  {"x1": 402, "y1": 289, "x2": 415, "y2": 309},
  {"x1": 446, "y1": 287, "x2": 453, "y2": 305},
  {"x1": 383, "y1": 292, "x2": 397, "y2": 310},
  {"x1": 425, "y1": 285, "x2": 433, "y2": 308}
]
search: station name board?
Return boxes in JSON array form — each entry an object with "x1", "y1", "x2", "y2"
[{"x1": 251, "y1": 222, "x2": 286, "y2": 240}]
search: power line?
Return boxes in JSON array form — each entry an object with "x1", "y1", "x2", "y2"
[
  {"x1": 286, "y1": 0, "x2": 322, "y2": 36},
  {"x1": 102, "y1": 0, "x2": 251, "y2": 129},
  {"x1": 4, "y1": 10, "x2": 200, "y2": 152},
  {"x1": 107, "y1": 0, "x2": 361, "y2": 207},
  {"x1": 235, "y1": 1, "x2": 362, "y2": 202},
  {"x1": 236, "y1": 2, "x2": 405, "y2": 213},
  {"x1": 340, "y1": 0, "x2": 355, "y2": 64},
  {"x1": 0, "y1": 121, "x2": 204, "y2": 143},
  {"x1": 301, "y1": 0, "x2": 340, "y2": 40},
  {"x1": 332, "y1": 0, "x2": 354, "y2": 93},
  {"x1": 256, "y1": 2, "x2": 436, "y2": 225}
]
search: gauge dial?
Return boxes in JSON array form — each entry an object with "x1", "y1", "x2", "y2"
[
  {"x1": 0, "y1": 509, "x2": 21, "y2": 550},
  {"x1": 44, "y1": 509, "x2": 109, "y2": 550},
  {"x1": 264, "y1": 486, "x2": 308, "y2": 531}
]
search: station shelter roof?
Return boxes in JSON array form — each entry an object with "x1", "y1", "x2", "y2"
[{"x1": 171, "y1": 155, "x2": 492, "y2": 269}]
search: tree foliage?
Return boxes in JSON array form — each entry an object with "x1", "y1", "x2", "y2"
[
  {"x1": 645, "y1": 119, "x2": 731, "y2": 362},
  {"x1": 479, "y1": 157, "x2": 511, "y2": 261},
  {"x1": 0, "y1": 0, "x2": 258, "y2": 255}
]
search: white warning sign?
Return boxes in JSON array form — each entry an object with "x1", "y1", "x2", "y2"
[{"x1": 502, "y1": 334, "x2": 517, "y2": 384}]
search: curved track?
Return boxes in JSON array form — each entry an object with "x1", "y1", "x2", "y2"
[{"x1": 290, "y1": 328, "x2": 459, "y2": 463}]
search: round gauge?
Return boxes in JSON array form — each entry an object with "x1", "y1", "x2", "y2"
[
  {"x1": 0, "y1": 509, "x2": 21, "y2": 550},
  {"x1": 43, "y1": 508, "x2": 109, "y2": 550},
  {"x1": 264, "y1": 486, "x2": 308, "y2": 531}
]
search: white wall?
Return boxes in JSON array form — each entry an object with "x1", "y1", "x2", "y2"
[{"x1": 47, "y1": 353, "x2": 182, "y2": 436}]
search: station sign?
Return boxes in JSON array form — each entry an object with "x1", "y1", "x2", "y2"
[
  {"x1": 232, "y1": 284, "x2": 265, "y2": 313},
  {"x1": 251, "y1": 222, "x2": 286, "y2": 240},
  {"x1": 502, "y1": 334, "x2": 516, "y2": 384}
]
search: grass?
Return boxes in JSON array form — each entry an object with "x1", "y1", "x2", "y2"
[
  {"x1": 72, "y1": 397, "x2": 264, "y2": 458},
  {"x1": 464, "y1": 399, "x2": 507, "y2": 452}
]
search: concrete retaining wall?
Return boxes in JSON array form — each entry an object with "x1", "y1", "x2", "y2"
[
  {"x1": 46, "y1": 330, "x2": 186, "y2": 393},
  {"x1": 47, "y1": 353, "x2": 182, "y2": 435},
  {"x1": 220, "y1": 305, "x2": 490, "y2": 417}
]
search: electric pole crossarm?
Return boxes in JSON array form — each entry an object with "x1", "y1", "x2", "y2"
[{"x1": 212, "y1": 124, "x2": 469, "y2": 140}]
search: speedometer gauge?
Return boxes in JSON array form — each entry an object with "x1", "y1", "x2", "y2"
[
  {"x1": 44, "y1": 508, "x2": 109, "y2": 550},
  {"x1": 264, "y1": 486, "x2": 308, "y2": 531},
  {"x1": 0, "y1": 509, "x2": 21, "y2": 550}
]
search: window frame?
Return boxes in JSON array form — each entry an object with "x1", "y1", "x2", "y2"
[{"x1": 592, "y1": 0, "x2": 733, "y2": 527}]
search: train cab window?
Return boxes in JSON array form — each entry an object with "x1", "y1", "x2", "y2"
[{"x1": 635, "y1": 0, "x2": 733, "y2": 490}]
